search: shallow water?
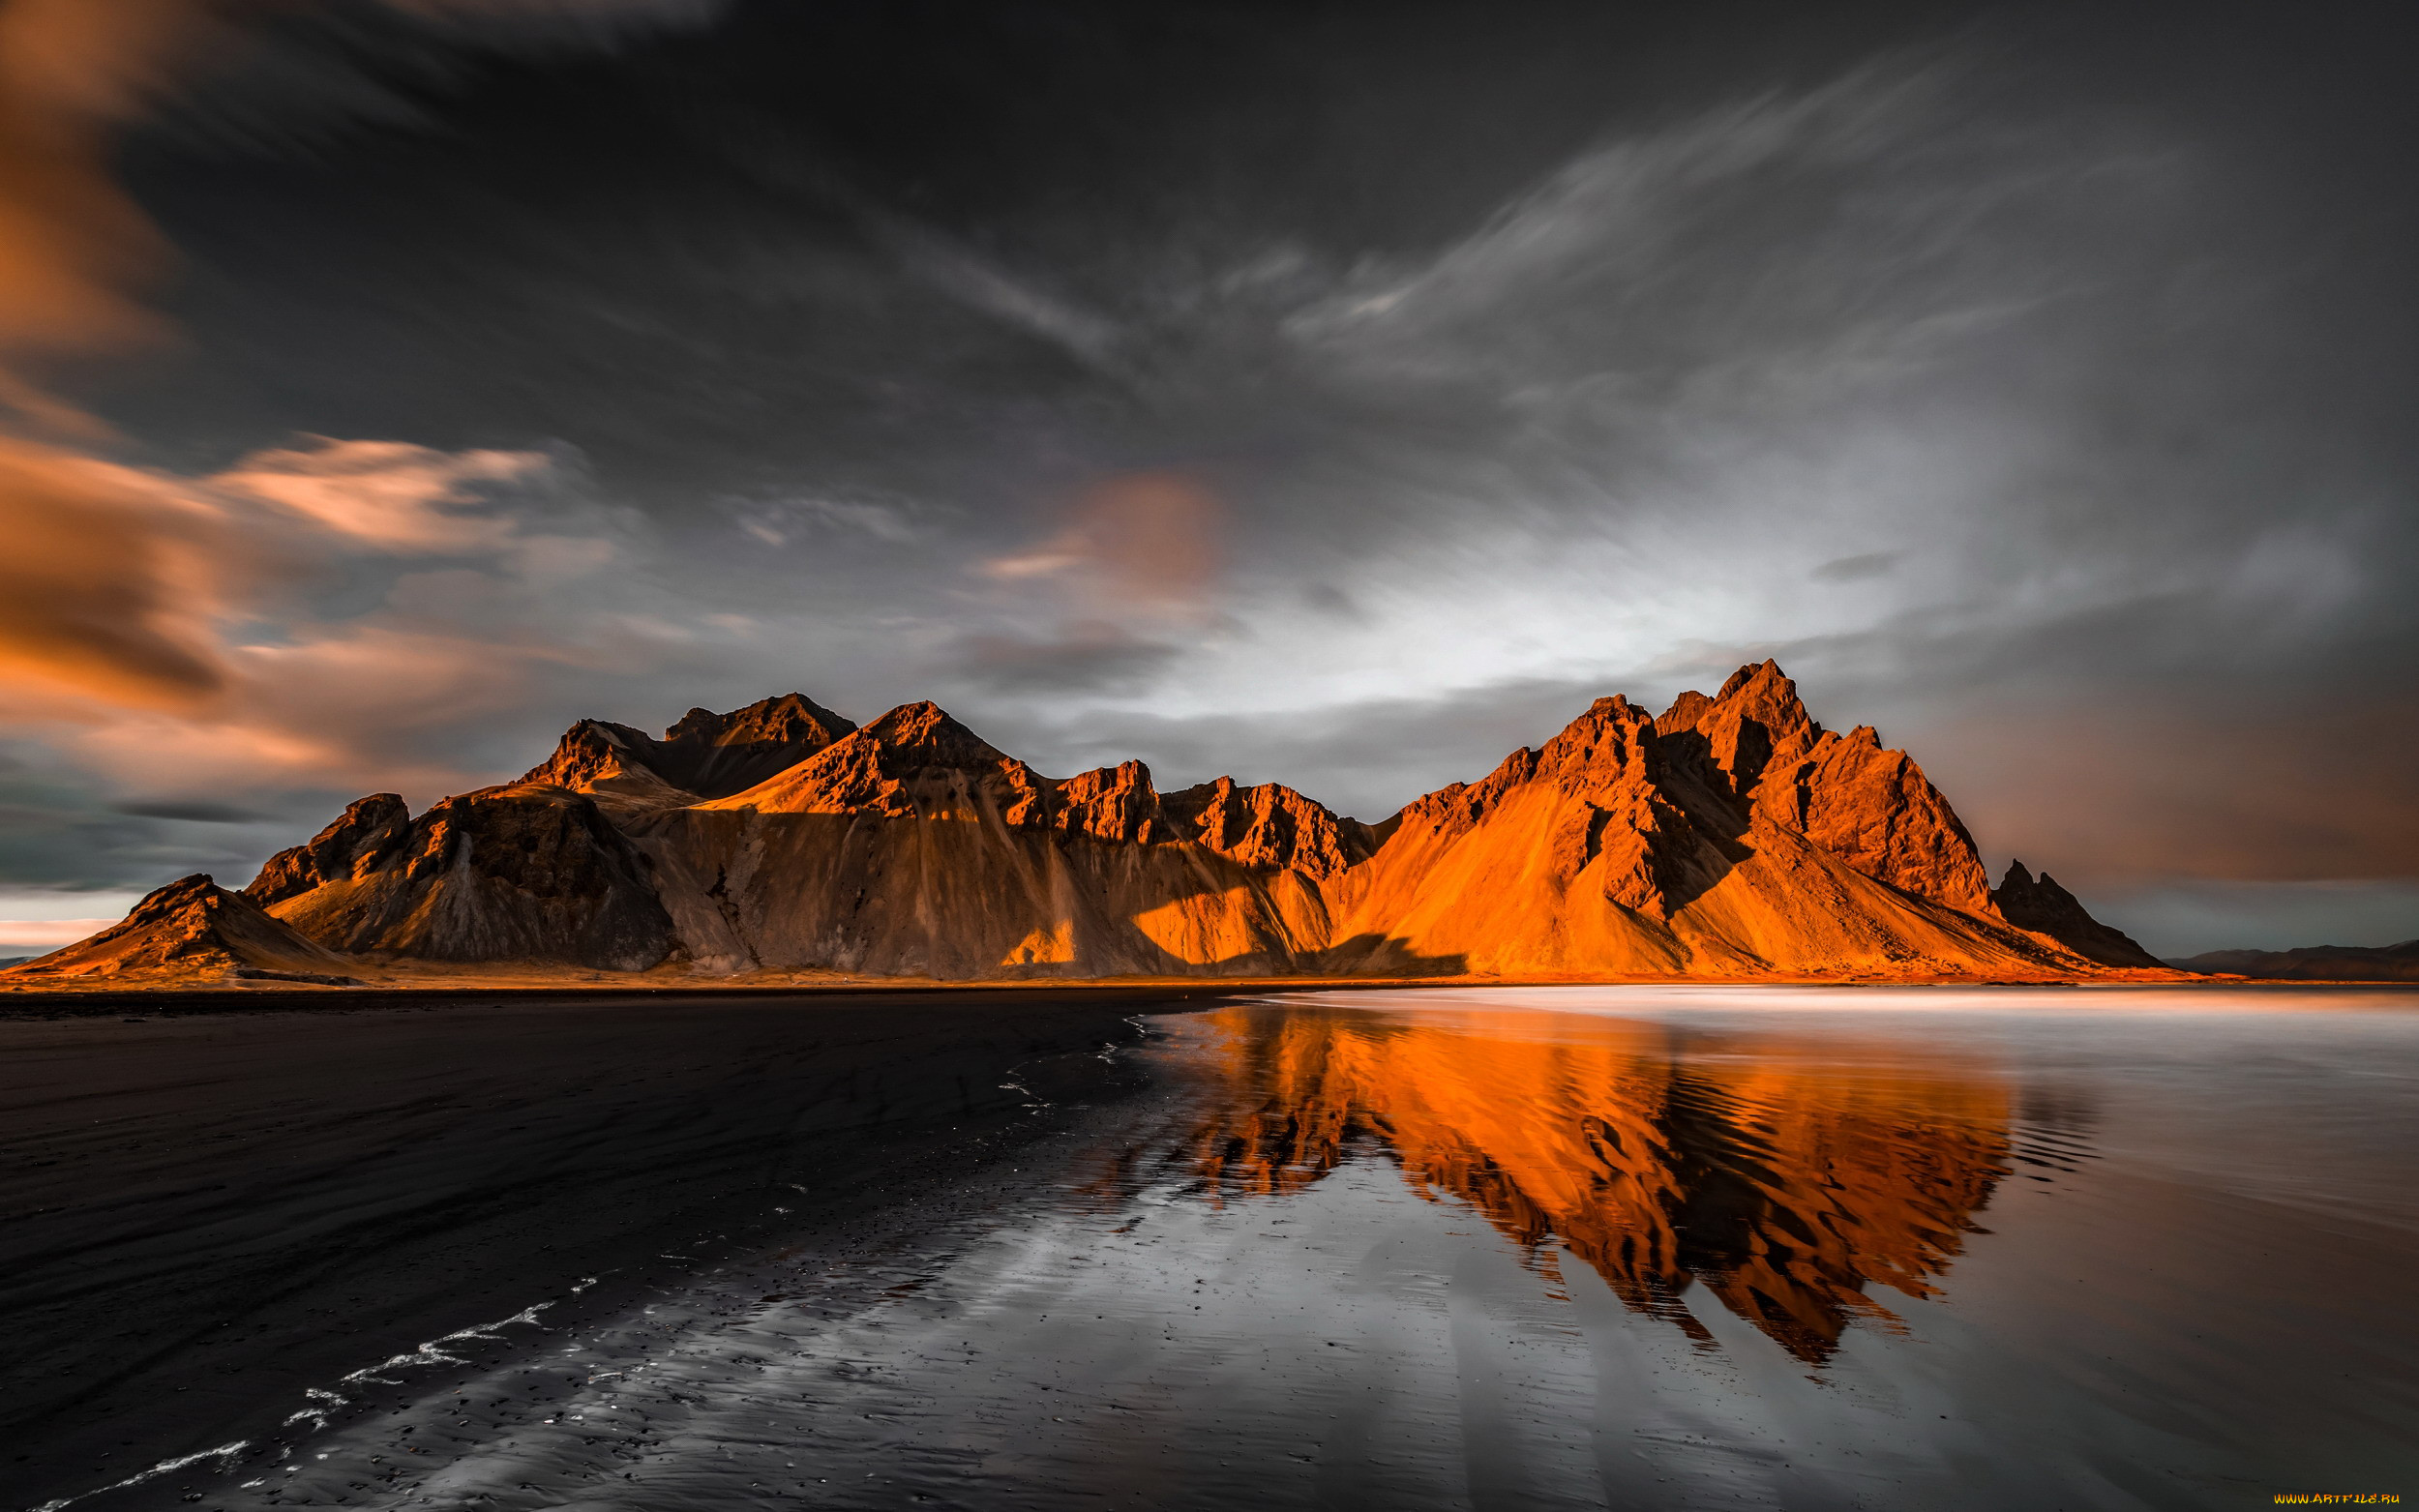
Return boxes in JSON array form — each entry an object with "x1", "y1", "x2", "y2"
[{"x1": 68, "y1": 987, "x2": 2419, "y2": 1511}]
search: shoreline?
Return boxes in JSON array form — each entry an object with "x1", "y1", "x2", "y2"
[{"x1": 9, "y1": 969, "x2": 2416, "y2": 1018}]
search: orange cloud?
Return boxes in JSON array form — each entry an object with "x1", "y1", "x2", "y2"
[
  {"x1": 0, "y1": 0, "x2": 252, "y2": 430},
  {"x1": 67, "y1": 629, "x2": 544, "y2": 796},
  {"x1": 0, "y1": 436, "x2": 237, "y2": 708},
  {"x1": 980, "y1": 471, "x2": 1224, "y2": 617},
  {"x1": 0, "y1": 433, "x2": 577, "y2": 716},
  {"x1": 0, "y1": 430, "x2": 661, "y2": 811},
  {"x1": 212, "y1": 438, "x2": 547, "y2": 550}
]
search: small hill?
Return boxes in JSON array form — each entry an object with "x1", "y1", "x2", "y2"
[{"x1": 3, "y1": 875, "x2": 361, "y2": 984}]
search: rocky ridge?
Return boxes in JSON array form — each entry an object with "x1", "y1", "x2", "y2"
[{"x1": 8, "y1": 661, "x2": 2169, "y2": 985}]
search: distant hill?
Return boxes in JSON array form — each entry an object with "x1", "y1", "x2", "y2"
[
  {"x1": 2170, "y1": 939, "x2": 2419, "y2": 982},
  {"x1": 8, "y1": 662, "x2": 2174, "y2": 987},
  {"x1": 6, "y1": 875, "x2": 362, "y2": 986}
]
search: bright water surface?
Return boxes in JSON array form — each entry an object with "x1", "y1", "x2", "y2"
[{"x1": 79, "y1": 987, "x2": 2419, "y2": 1511}]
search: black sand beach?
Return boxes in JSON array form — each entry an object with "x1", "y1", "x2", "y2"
[{"x1": 0, "y1": 988, "x2": 1225, "y2": 1508}]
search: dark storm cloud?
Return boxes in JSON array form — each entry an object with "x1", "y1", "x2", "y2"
[
  {"x1": 110, "y1": 797, "x2": 272, "y2": 822},
  {"x1": 1811, "y1": 553, "x2": 1900, "y2": 584},
  {"x1": 0, "y1": 0, "x2": 2410, "y2": 954},
  {"x1": 957, "y1": 631, "x2": 1182, "y2": 697}
]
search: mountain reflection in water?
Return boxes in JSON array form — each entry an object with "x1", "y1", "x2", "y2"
[{"x1": 1160, "y1": 1004, "x2": 2013, "y2": 1362}]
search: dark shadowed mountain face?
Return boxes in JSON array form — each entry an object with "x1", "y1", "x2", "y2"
[
  {"x1": 8, "y1": 663, "x2": 2165, "y2": 986},
  {"x1": 1992, "y1": 862, "x2": 2165, "y2": 969}
]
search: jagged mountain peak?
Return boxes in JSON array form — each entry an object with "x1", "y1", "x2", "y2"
[
  {"x1": 1161, "y1": 775, "x2": 1377, "y2": 879},
  {"x1": 852, "y1": 701, "x2": 1006, "y2": 765},
  {"x1": 1541, "y1": 694, "x2": 1656, "y2": 759},
  {"x1": 701, "y1": 702, "x2": 1010, "y2": 815},
  {"x1": 666, "y1": 692, "x2": 856, "y2": 750},
  {"x1": 522, "y1": 691, "x2": 859, "y2": 803}
]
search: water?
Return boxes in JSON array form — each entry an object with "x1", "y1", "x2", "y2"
[{"x1": 68, "y1": 987, "x2": 2419, "y2": 1511}]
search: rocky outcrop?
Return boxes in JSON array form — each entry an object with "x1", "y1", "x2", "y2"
[
  {"x1": 246, "y1": 793, "x2": 411, "y2": 906},
  {"x1": 1162, "y1": 777, "x2": 1381, "y2": 879},
  {"x1": 31, "y1": 667, "x2": 2162, "y2": 986},
  {"x1": 2169, "y1": 938, "x2": 2419, "y2": 981},
  {"x1": 7, "y1": 875, "x2": 360, "y2": 983},
  {"x1": 264, "y1": 786, "x2": 677, "y2": 971},
  {"x1": 1990, "y1": 861, "x2": 2164, "y2": 969}
]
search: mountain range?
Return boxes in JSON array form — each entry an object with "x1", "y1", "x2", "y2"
[{"x1": 8, "y1": 662, "x2": 2185, "y2": 988}]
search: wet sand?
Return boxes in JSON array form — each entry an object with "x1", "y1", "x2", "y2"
[{"x1": 0, "y1": 987, "x2": 1229, "y2": 1508}]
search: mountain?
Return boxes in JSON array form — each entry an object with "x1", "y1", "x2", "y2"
[
  {"x1": 5, "y1": 875, "x2": 362, "y2": 985},
  {"x1": 2169, "y1": 939, "x2": 2419, "y2": 981},
  {"x1": 1317, "y1": 667, "x2": 2057, "y2": 978},
  {"x1": 10, "y1": 661, "x2": 2170, "y2": 986},
  {"x1": 1989, "y1": 862, "x2": 2165, "y2": 968}
]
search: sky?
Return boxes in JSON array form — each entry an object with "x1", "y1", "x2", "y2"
[{"x1": 0, "y1": 0, "x2": 2412, "y2": 958}]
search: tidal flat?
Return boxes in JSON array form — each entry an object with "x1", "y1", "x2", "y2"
[{"x1": 11, "y1": 986, "x2": 2418, "y2": 1511}]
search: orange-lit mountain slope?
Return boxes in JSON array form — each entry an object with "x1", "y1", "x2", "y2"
[
  {"x1": 632, "y1": 703, "x2": 1361, "y2": 977},
  {"x1": 1323, "y1": 667, "x2": 2083, "y2": 978},
  {"x1": 9, "y1": 661, "x2": 2163, "y2": 985}
]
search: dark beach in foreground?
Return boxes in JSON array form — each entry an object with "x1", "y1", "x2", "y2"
[
  {"x1": 0, "y1": 987, "x2": 1227, "y2": 1509},
  {"x1": 12, "y1": 981, "x2": 2418, "y2": 1512}
]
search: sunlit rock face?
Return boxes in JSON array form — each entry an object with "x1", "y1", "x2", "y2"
[
  {"x1": 633, "y1": 704, "x2": 1356, "y2": 978},
  {"x1": 1657, "y1": 663, "x2": 1997, "y2": 914},
  {"x1": 1173, "y1": 1004, "x2": 2013, "y2": 1362},
  {"x1": 187, "y1": 660, "x2": 2148, "y2": 981},
  {"x1": 1324, "y1": 665, "x2": 2076, "y2": 978}
]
